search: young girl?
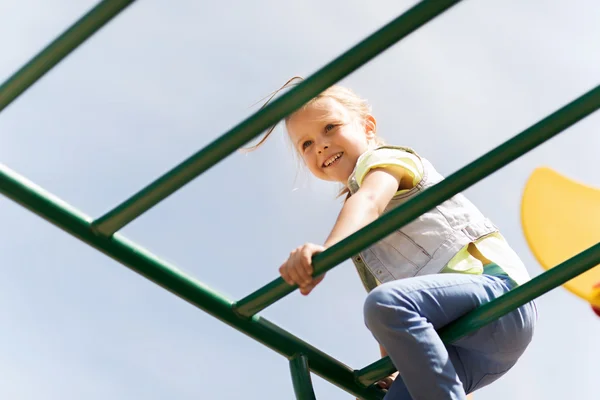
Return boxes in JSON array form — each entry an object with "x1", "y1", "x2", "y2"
[{"x1": 247, "y1": 77, "x2": 537, "y2": 399}]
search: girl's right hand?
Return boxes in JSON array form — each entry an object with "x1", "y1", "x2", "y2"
[{"x1": 278, "y1": 243, "x2": 326, "y2": 295}]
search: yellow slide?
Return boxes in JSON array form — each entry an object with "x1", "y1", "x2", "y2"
[{"x1": 521, "y1": 167, "x2": 600, "y2": 315}]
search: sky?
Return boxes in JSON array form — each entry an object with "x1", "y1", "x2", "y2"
[{"x1": 1, "y1": 0, "x2": 599, "y2": 399}]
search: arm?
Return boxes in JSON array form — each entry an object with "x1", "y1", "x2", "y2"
[
  {"x1": 380, "y1": 344, "x2": 388, "y2": 358},
  {"x1": 324, "y1": 168, "x2": 404, "y2": 248},
  {"x1": 279, "y1": 167, "x2": 404, "y2": 295}
]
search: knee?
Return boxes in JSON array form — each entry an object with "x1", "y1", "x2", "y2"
[{"x1": 363, "y1": 283, "x2": 414, "y2": 332}]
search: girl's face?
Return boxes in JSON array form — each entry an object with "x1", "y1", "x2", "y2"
[{"x1": 286, "y1": 97, "x2": 376, "y2": 184}]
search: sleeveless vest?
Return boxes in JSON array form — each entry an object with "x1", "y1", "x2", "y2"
[{"x1": 347, "y1": 146, "x2": 498, "y2": 292}]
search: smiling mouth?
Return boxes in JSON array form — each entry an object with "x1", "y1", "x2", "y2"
[{"x1": 322, "y1": 152, "x2": 343, "y2": 168}]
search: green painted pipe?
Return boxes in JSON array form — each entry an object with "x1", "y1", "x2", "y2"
[
  {"x1": 0, "y1": 164, "x2": 385, "y2": 400},
  {"x1": 355, "y1": 242, "x2": 600, "y2": 386},
  {"x1": 91, "y1": 0, "x2": 464, "y2": 236},
  {"x1": 0, "y1": 0, "x2": 137, "y2": 113},
  {"x1": 234, "y1": 84, "x2": 600, "y2": 317},
  {"x1": 290, "y1": 354, "x2": 317, "y2": 400}
]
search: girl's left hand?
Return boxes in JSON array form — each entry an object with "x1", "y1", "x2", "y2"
[
  {"x1": 279, "y1": 243, "x2": 326, "y2": 295},
  {"x1": 376, "y1": 371, "x2": 398, "y2": 390},
  {"x1": 355, "y1": 371, "x2": 399, "y2": 399}
]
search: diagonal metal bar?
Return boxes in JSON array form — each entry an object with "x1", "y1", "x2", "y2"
[
  {"x1": 91, "y1": 0, "x2": 464, "y2": 236},
  {"x1": 0, "y1": 164, "x2": 386, "y2": 400},
  {"x1": 0, "y1": 0, "x2": 137, "y2": 113},
  {"x1": 355, "y1": 242, "x2": 600, "y2": 386},
  {"x1": 233, "y1": 84, "x2": 600, "y2": 317}
]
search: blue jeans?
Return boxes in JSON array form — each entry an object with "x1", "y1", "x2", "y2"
[{"x1": 363, "y1": 271, "x2": 537, "y2": 400}]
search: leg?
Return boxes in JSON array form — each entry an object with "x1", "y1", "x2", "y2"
[
  {"x1": 363, "y1": 273, "x2": 536, "y2": 400},
  {"x1": 451, "y1": 287, "x2": 537, "y2": 393},
  {"x1": 382, "y1": 345, "x2": 467, "y2": 400}
]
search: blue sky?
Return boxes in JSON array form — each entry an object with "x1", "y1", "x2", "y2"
[{"x1": 1, "y1": 0, "x2": 599, "y2": 399}]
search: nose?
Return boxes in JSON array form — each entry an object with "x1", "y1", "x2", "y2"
[{"x1": 318, "y1": 145, "x2": 329, "y2": 154}]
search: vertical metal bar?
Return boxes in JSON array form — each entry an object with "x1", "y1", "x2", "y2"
[
  {"x1": 91, "y1": 0, "x2": 464, "y2": 236},
  {"x1": 355, "y1": 242, "x2": 600, "y2": 386},
  {"x1": 290, "y1": 354, "x2": 317, "y2": 400},
  {"x1": 0, "y1": 0, "x2": 137, "y2": 113},
  {"x1": 233, "y1": 85, "x2": 600, "y2": 317}
]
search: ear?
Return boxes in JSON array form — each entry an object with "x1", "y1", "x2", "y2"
[{"x1": 364, "y1": 114, "x2": 377, "y2": 139}]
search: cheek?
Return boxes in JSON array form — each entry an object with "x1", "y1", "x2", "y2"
[
  {"x1": 339, "y1": 130, "x2": 363, "y2": 151},
  {"x1": 301, "y1": 152, "x2": 316, "y2": 167},
  {"x1": 301, "y1": 153, "x2": 324, "y2": 174}
]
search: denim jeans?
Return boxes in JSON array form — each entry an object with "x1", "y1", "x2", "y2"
[{"x1": 363, "y1": 270, "x2": 537, "y2": 400}]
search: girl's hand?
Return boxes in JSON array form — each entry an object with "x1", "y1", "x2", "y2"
[
  {"x1": 279, "y1": 243, "x2": 326, "y2": 295},
  {"x1": 355, "y1": 371, "x2": 399, "y2": 400},
  {"x1": 355, "y1": 373, "x2": 399, "y2": 400},
  {"x1": 376, "y1": 371, "x2": 398, "y2": 390}
]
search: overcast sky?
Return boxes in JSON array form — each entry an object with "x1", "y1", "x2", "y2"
[{"x1": 1, "y1": 0, "x2": 599, "y2": 399}]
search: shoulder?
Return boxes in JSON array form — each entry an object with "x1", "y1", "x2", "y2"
[
  {"x1": 354, "y1": 145, "x2": 424, "y2": 185},
  {"x1": 358, "y1": 145, "x2": 421, "y2": 163}
]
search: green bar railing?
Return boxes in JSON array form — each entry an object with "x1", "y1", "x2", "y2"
[
  {"x1": 233, "y1": 84, "x2": 600, "y2": 317},
  {"x1": 0, "y1": 164, "x2": 386, "y2": 400},
  {"x1": 290, "y1": 354, "x2": 317, "y2": 400},
  {"x1": 0, "y1": 0, "x2": 136, "y2": 113},
  {"x1": 90, "y1": 0, "x2": 464, "y2": 237},
  {"x1": 2, "y1": 161, "x2": 599, "y2": 398},
  {"x1": 2, "y1": 0, "x2": 599, "y2": 399},
  {"x1": 355, "y1": 242, "x2": 600, "y2": 386}
]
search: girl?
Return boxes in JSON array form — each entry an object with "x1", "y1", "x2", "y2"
[{"x1": 246, "y1": 77, "x2": 537, "y2": 399}]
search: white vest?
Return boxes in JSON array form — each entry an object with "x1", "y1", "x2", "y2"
[{"x1": 347, "y1": 146, "x2": 498, "y2": 292}]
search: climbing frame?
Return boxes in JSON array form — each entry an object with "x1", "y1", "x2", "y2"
[{"x1": 1, "y1": 1, "x2": 599, "y2": 398}]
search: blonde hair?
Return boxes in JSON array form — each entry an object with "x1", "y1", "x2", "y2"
[{"x1": 243, "y1": 76, "x2": 385, "y2": 197}]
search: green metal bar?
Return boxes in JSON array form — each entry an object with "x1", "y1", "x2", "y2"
[
  {"x1": 91, "y1": 0, "x2": 464, "y2": 237},
  {"x1": 0, "y1": 0, "x2": 136, "y2": 113},
  {"x1": 290, "y1": 354, "x2": 317, "y2": 400},
  {"x1": 355, "y1": 242, "x2": 600, "y2": 386},
  {"x1": 0, "y1": 164, "x2": 385, "y2": 400},
  {"x1": 233, "y1": 84, "x2": 600, "y2": 317}
]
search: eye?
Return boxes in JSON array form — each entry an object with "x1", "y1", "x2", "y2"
[
  {"x1": 324, "y1": 123, "x2": 336, "y2": 132},
  {"x1": 302, "y1": 140, "x2": 313, "y2": 150}
]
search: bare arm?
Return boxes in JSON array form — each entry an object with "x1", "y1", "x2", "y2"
[
  {"x1": 323, "y1": 168, "x2": 403, "y2": 248},
  {"x1": 282, "y1": 167, "x2": 404, "y2": 296},
  {"x1": 380, "y1": 344, "x2": 388, "y2": 357}
]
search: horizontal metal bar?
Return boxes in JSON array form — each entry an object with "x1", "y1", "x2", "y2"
[
  {"x1": 233, "y1": 84, "x2": 600, "y2": 317},
  {"x1": 0, "y1": 0, "x2": 136, "y2": 113},
  {"x1": 355, "y1": 242, "x2": 600, "y2": 386},
  {"x1": 91, "y1": 0, "x2": 464, "y2": 236},
  {"x1": 290, "y1": 354, "x2": 317, "y2": 400},
  {"x1": 0, "y1": 164, "x2": 385, "y2": 400}
]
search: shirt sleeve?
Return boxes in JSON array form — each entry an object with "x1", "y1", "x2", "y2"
[{"x1": 354, "y1": 147, "x2": 424, "y2": 192}]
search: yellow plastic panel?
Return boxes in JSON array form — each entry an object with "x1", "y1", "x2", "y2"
[{"x1": 521, "y1": 167, "x2": 600, "y2": 307}]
